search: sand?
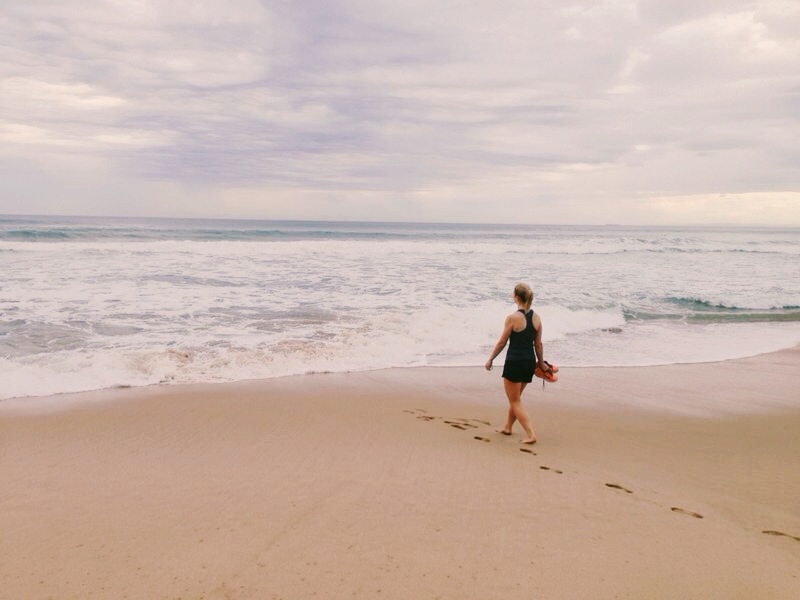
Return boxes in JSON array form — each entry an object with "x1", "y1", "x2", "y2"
[{"x1": 1, "y1": 348, "x2": 799, "y2": 599}]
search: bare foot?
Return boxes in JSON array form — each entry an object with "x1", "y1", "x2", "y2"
[
  {"x1": 496, "y1": 429, "x2": 512, "y2": 436},
  {"x1": 520, "y1": 436, "x2": 537, "y2": 445}
]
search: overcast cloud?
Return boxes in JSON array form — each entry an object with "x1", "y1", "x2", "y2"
[{"x1": 1, "y1": 0, "x2": 798, "y2": 224}]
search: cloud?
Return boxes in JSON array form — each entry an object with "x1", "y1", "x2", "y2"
[
  {"x1": 648, "y1": 191, "x2": 800, "y2": 225},
  {"x1": 0, "y1": 0, "x2": 798, "y2": 224}
]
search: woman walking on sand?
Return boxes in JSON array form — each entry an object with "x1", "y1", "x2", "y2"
[{"x1": 485, "y1": 283, "x2": 552, "y2": 444}]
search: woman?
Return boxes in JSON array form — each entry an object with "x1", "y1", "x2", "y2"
[{"x1": 484, "y1": 283, "x2": 551, "y2": 444}]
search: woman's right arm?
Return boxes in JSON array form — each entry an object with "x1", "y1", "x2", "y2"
[{"x1": 485, "y1": 315, "x2": 514, "y2": 370}]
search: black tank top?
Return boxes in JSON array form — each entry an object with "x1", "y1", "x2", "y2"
[{"x1": 506, "y1": 309, "x2": 535, "y2": 361}]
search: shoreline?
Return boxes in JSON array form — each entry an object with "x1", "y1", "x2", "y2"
[
  {"x1": 0, "y1": 344, "x2": 800, "y2": 414},
  {"x1": 2, "y1": 347, "x2": 799, "y2": 598}
]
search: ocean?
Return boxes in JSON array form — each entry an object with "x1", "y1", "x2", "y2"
[{"x1": 1, "y1": 215, "x2": 799, "y2": 401}]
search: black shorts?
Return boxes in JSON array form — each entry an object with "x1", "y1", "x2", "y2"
[{"x1": 502, "y1": 359, "x2": 534, "y2": 383}]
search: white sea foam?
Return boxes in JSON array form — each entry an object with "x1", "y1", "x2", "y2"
[
  {"x1": 2, "y1": 304, "x2": 798, "y2": 401},
  {"x1": 2, "y1": 219, "x2": 799, "y2": 401}
]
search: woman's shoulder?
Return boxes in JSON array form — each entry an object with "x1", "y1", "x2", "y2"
[
  {"x1": 505, "y1": 310, "x2": 524, "y2": 322},
  {"x1": 506, "y1": 310, "x2": 526, "y2": 330}
]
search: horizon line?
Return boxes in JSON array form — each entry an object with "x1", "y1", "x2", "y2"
[{"x1": 2, "y1": 212, "x2": 798, "y2": 230}]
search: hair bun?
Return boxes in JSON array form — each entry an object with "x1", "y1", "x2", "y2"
[{"x1": 513, "y1": 283, "x2": 533, "y2": 308}]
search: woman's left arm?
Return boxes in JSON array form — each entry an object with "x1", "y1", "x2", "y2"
[{"x1": 533, "y1": 313, "x2": 548, "y2": 371}]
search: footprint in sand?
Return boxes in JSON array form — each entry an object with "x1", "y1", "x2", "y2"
[
  {"x1": 605, "y1": 483, "x2": 633, "y2": 494},
  {"x1": 405, "y1": 409, "x2": 437, "y2": 421},
  {"x1": 444, "y1": 420, "x2": 478, "y2": 430},
  {"x1": 474, "y1": 436, "x2": 491, "y2": 443},
  {"x1": 762, "y1": 530, "x2": 800, "y2": 542},
  {"x1": 670, "y1": 507, "x2": 703, "y2": 519},
  {"x1": 540, "y1": 466, "x2": 563, "y2": 474},
  {"x1": 519, "y1": 448, "x2": 537, "y2": 455}
]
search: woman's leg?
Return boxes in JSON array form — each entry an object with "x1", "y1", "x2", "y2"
[
  {"x1": 502, "y1": 378, "x2": 536, "y2": 443},
  {"x1": 499, "y1": 404, "x2": 517, "y2": 434}
]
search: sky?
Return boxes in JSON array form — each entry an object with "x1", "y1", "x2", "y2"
[{"x1": 1, "y1": 0, "x2": 798, "y2": 225}]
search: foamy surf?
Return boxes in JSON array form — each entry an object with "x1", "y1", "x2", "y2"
[{"x1": 2, "y1": 216, "x2": 799, "y2": 400}]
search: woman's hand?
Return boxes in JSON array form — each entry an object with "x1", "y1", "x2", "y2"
[{"x1": 485, "y1": 358, "x2": 494, "y2": 371}]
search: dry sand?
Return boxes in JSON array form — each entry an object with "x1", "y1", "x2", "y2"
[{"x1": 1, "y1": 348, "x2": 799, "y2": 599}]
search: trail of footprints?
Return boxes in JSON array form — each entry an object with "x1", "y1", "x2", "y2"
[
  {"x1": 405, "y1": 408, "x2": 800, "y2": 542},
  {"x1": 405, "y1": 409, "x2": 565, "y2": 474}
]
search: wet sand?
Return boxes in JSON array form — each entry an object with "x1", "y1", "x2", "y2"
[{"x1": 1, "y1": 348, "x2": 799, "y2": 599}]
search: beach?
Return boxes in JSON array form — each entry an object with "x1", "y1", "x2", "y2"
[{"x1": 2, "y1": 348, "x2": 799, "y2": 599}]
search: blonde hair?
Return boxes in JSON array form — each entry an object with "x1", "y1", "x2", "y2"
[{"x1": 514, "y1": 283, "x2": 533, "y2": 310}]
